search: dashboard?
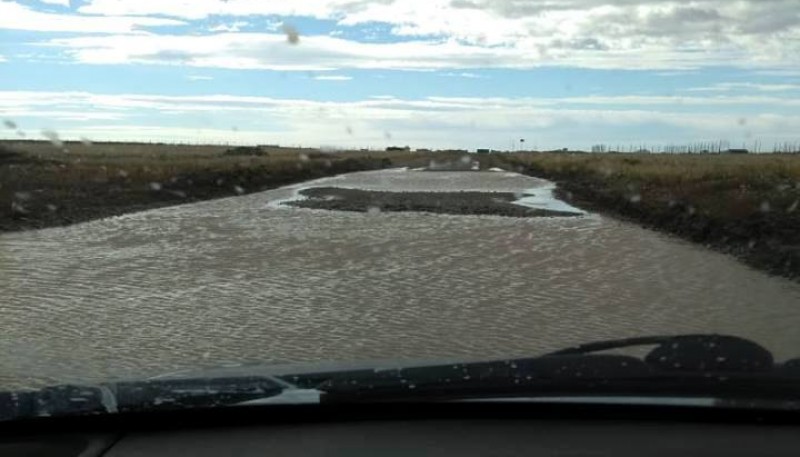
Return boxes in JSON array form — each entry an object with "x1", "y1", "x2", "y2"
[{"x1": 1, "y1": 403, "x2": 798, "y2": 456}]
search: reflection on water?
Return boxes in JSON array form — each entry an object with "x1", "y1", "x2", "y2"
[{"x1": 1, "y1": 169, "x2": 800, "y2": 389}]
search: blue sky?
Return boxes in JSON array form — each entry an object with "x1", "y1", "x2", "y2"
[{"x1": 1, "y1": 0, "x2": 799, "y2": 150}]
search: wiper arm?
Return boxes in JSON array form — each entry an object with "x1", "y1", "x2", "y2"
[{"x1": 0, "y1": 376, "x2": 290, "y2": 421}]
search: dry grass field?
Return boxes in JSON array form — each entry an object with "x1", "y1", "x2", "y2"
[
  {"x1": 3, "y1": 141, "x2": 798, "y2": 278},
  {"x1": 0, "y1": 140, "x2": 447, "y2": 232},
  {"x1": 497, "y1": 152, "x2": 800, "y2": 278}
]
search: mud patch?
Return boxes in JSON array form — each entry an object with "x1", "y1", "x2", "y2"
[{"x1": 287, "y1": 187, "x2": 581, "y2": 218}]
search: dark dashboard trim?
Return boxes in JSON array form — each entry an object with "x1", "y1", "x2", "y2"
[{"x1": 1, "y1": 401, "x2": 799, "y2": 437}]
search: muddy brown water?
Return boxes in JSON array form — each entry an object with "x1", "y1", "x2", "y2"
[{"x1": 1, "y1": 169, "x2": 799, "y2": 389}]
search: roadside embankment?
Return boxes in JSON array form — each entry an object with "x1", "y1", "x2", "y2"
[
  {"x1": 0, "y1": 141, "x2": 444, "y2": 232},
  {"x1": 498, "y1": 152, "x2": 800, "y2": 279}
]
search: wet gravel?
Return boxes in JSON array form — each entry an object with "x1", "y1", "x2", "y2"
[{"x1": 288, "y1": 187, "x2": 581, "y2": 217}]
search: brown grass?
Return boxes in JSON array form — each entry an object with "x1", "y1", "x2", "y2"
[
  {"x1": 498, "y1": 152, "x2": 800, "y2": 278},
  {"x1": 0, "y1": 141, "x2": 452, "y2": 231},
  {"x1": 500, "y1": 152, "x2": 800, "y2": 218}
]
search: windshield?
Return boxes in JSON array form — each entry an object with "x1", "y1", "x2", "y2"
[{"x1": 1, "y1": 0, "x2": 799, "y2": 418}]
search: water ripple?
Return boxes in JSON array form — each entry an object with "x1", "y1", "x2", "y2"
[{"x1": 1, "y1": 169, "x2": 800, "y2": 389}]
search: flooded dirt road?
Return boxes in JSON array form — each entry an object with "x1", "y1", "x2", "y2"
[{"x1": 2, "y1": 169, "x2": 799, "y2": 388}]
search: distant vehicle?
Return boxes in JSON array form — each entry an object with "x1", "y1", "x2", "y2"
[
  {"x1": 724, "y1": 149, "x2": 750, "y2": 154},
  {"x1": 476, "y1": 149, "x2": 492, "y2": 154},
  {"x1": 386, "y1": 146, "x2": 411, "y2": 152}
]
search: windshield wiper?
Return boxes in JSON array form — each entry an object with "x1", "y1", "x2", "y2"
[
  {"x1": 0, "y1": 376, "x2": 291, "y2": 421},
  {"x1": 2, "y1": 334, "x2": 797, "y2": 420},
  {"x1": 303, "y1": 334, "x2": 800, "y2": 405}
]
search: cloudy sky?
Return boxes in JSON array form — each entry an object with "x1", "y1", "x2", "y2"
[{"x1": 1, "y1": 0, "x2": 799, "y2": 150}]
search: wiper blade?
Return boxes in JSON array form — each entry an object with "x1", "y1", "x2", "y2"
[
  {"x1": 308, "y1": 335, "x2": 797, "y2": 404},
  {"x1": 545, "y1": 334, "x2": 774, "y2": 373},
  {"x1": 0, "y1": 334, "x2": 793, "y2": 419}
]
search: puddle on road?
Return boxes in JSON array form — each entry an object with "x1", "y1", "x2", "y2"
[{"x1": 1, "y1": 169, "x2": 799, "y2": 389}]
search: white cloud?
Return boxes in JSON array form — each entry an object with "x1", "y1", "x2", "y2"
[
  {"x1": 38, "y1": 0, "x2": 71, "y2": 6},
  {"x1": 1, "y1": 90, "x2": 798, "y2": 149},
  {"x1": 442, "y1": 72, "x2": 486, "y2": 79},
  {"x1": 559, "y1": 94, "x2": 800, "y2": 107},
  {"x1": 686, "y1": 82, "x2": 800, "y2": 92},
  {"x1": 187, "y1": 75, "x2": 214, "y2": 81},
  {"x1": 43, "y1": 32, "x2": 532, "y2": 71},
  {"x1": 0, "y1": 1, "x2": 793, "y2": 71},
  {"x1": 39, "y1": 29, "x2": 773, "y2": 72},
  {"x1": 70, "y1": 0, "x2": 800, "y2": 72},
  {"x1": 313, "y1": 75, "x2": 353, "y2": 81},
  {"x1": 77, "y1": 0, "x2": 355, "y2": 20},
  {"x1": 209, "y1": 21, "x2": 250, "y2": 33},
  {"x1": 0, "y1": 1, "x2": 184, "y2": 33}
]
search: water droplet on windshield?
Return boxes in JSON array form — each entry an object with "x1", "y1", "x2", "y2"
[
  {"x1": 3, "y1": 119, "x2": 17, "y2": 129},
  {"x1": 282, "y1": 23, "x2": 300, "y2": 44},
  {"x1": 234, "y1": 185, "x2": 245, "y2": 195},
  {"x1": 787, "y1": 200, "x2": 799, "y2": 214},
  {"x1": 46, "y1": 204, "x2": 58, "y2": 212},
  {"x1": 630, "y1": 194, "x2": 642, "y2": 204},
  {"x1": 11, "y1": 202, "x2": 28, "y2": 214},
  {"x1": 760, "y1": 201, "x2": 771, "y2": 213},
  {"x1": 299, "y1": 153, "x2": 309, "y2": 162},
  {"x1": 41, "y1": 129, "x2": 63, "y2": 148},
  {"x1": 367, "y1": 206, "x2": 381, "y2": 216},
  {"x1": 80, "y1": 137, "x2": 93, "y2": 146},
  {"x1": 149, "y1": 182, "x2": 163, "y2": 191},
  {"x1": 117, "y1": 170, "x2": 129, "y2": 178}
]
